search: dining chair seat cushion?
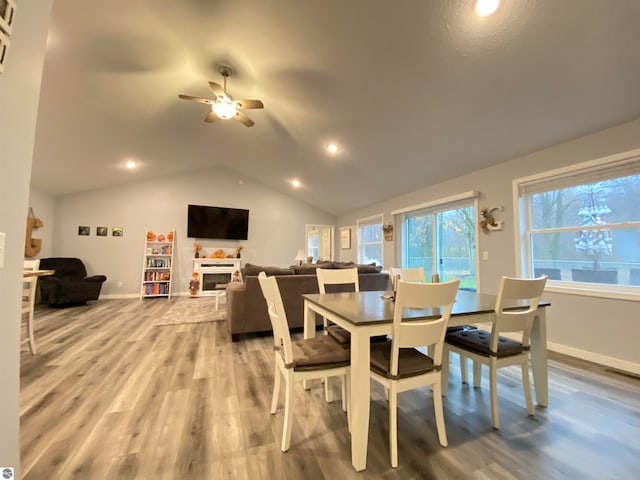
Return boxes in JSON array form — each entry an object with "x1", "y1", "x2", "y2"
[
  {"x1": 370, "y1": 341, "x2": 438, "y2": 380},
  {"x1": 445, "y1": 329, "x2": 525, "y2": 358},
  {"x1": 446, "y1": 324, "x2": 477, "y2": 333},
  {"x1": 326, "y1": 325, "x2": 351, "y2": 345},
  {"x1": 326, "y1": 325, "x2": 388, "y2": 345},
  {"x1": 286, "y1": 335, "x2": 350, "y2": 371}
]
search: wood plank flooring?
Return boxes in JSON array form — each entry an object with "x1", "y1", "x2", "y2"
[{"x1": 20, "y1": 298, "x2": 640, "y2": 479}]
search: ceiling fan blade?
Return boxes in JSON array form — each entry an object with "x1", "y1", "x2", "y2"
[
  {"x1": 235, "y1": 99, "x2": 264, "y2": 110},
  {"x1": 208, "y1": 81, "x2": 225, "y2": 98},
  {"x1": 234, "y1": 111, "x2": 255, "y2": 127},
  {"x1": 178, "y1": 94, "x2": 211, "y2": 104},
  {"x1": 204, "y1": 112, "x2": 218, "y2": 123}
]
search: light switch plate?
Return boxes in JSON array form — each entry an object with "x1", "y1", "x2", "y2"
[{"x1": 0, "y1": 232, "x2": 6, "y2": 269}]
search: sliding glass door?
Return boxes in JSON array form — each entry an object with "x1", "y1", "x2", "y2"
[{"x1": 402, "y1": 204, "x2": 477, "y2": 290}]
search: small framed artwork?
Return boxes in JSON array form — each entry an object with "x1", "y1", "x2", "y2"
[
  {"x1": 0, "y1": 0, "x2": 16, "y2": 36},
  {"x1": 78, "y1": 226, "x2": 90, "y2": 236},
  {"x1": 96, "y1": 226, "x2": 108, "y2": 236},
  {"x1": 340, "y1": 228, "x2": 351, "y2": 249},
  {"x1": 112, "y1": 227, "x2": 124, "y2": 237}
]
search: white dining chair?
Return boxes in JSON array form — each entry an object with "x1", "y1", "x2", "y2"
[
  {"x1": 442, "y1": 275, "x2": 547, "y2": 429},
  {"x1": 369, "y1": 279, "x2": 460, "y2": 467},
  {"x1": 398, "y1": 267, "x2": 426, "y2": 283},
  {"x1": 23, "y1": 259, "x2": 40, "y2": 354},
  {"x1": 258, "y1": 272, "x2": 350, "y2": 452},
  {"x1": 315, "y1": 267, "x2": 358, "y2": 402}
]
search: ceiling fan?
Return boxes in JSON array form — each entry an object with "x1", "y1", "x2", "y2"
[{"x1": 178, "y1": 66, "x2": 264, "y2": 127}]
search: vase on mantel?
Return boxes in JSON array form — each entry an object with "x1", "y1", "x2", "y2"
[
  {"x1": 190, "y1": 288, "x2": 198, "y2": 297},
  {"x1": 194, "y1": 251, "x2": 199, "y2": 258}
]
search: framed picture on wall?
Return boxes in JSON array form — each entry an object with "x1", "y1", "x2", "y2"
[
  {"x1": 78, "y1": 226, "x2": 90, "y2": 236},
  {"x1": 340, "y1": 228, "x2": 351, "y2": 249},
  {"x1": 112, "y1": 227, "x2": 124, "y2": 237},
  {"x1": 96, "y1": 226, "x2": 108, "y2": 236}
]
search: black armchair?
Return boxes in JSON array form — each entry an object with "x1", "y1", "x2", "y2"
[{"x1": 38, "y1": 257, "x2": 107, "y2": 307}]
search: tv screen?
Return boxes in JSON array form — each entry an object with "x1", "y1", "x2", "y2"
[{"x1": 187, "y1": 204, "x2": 249, "y2": 240}]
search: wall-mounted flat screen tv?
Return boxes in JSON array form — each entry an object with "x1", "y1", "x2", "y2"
[{"x1": 187, "y1": 204, "x2": 249, "y2": 240}]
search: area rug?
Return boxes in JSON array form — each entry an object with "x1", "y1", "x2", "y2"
[{"x1": 155, "y1": 296, "x2": 226, "y2": 326}]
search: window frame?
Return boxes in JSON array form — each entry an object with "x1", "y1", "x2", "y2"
[
  {"x1": 356, "y1": 214, "x2": 384, "y2": 266},
  {"x1": 513, "y1": 148, "x2": 640, "y2": 302}
]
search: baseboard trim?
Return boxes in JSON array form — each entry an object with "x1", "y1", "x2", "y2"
[{"x1": 547, "y1": 341, "x2": 640, "y2": 376}]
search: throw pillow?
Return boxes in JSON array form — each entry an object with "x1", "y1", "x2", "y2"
[{"x1": 356, "y1": 263, "x2": 382, "y2": 273}]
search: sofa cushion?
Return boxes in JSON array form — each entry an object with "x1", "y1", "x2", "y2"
[
  {"x1": 292, "y1": 261, "x2": 332, "y2": 275},
  {"x1": 331, "y1": 261, "x2": 355, "y2": 269},
  {"x1": 244, "y1": 262, "x2": 295, "y2": 277}
]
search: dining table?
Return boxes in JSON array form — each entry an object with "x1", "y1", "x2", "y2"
[{"x1": 303, "y1": 289, "x2": 551, "y2": 472}]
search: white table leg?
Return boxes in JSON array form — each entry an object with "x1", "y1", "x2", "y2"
[
  {"x1": 530, "y1": 307, "x2": 548, "y2": 406},
  {"x1": 350, "y1": 329, "x2": 370, "y2": 471}
]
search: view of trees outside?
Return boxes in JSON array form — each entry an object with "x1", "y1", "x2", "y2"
[
  {"x1": 359, "y1": 223, "x2": 383, "y2": 266},
  {"x1": 529, "y1": 174, "x2": 640, "y2": 285},
  {"x1": 404, "y1": 206, "x2": 476, "y2": 290}
]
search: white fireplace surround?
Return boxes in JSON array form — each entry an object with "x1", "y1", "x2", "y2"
[{"x1": 193, "y1": 258, "x2": 242, "y2": 296}]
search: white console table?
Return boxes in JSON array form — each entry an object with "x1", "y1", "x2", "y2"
[{"x1": 193, "y1": 258, "x2": 242, "y2": 307}]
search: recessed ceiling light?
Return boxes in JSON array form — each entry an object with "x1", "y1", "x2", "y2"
[
  {"x1": 125, "y1": 160, "x2": 137, "y2": 169},
  {"x1": 291, "y1": 179, "x2": 302, "y2": 188},
  {"x1": 327, "y1": 143, "x2": 339, "y2": 154},
  {"x1": 475, "y1": 0, "x2": 499, "y2": 16}
]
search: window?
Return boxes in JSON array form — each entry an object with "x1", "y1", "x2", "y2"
[
  {"x1": 515, "y1": 149, "x2": 640, "y2": 297},
  {"x1": 357, "y1": 215, "x2": 383, "y2": 266},
  {"x1": 395, "y1": 192, "x2": 478, "y2": 291}
]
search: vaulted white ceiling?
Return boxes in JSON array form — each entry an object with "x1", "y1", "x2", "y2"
[{"x1": 31, "y1": 0, "x2": 640, "y2": 215}]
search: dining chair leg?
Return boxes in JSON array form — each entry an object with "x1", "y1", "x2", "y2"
[
  {"x1": 325, "y1": 376, "x2": 334, "y2": 403},
  {"x1": 473, "y1": 361, "x2": 482, "y2": 388},
  {"x1": 441, "y1": 348, "x2": 450, "y2": 396},
  {"x1": 522, "y1": 359, "x2": 534, "y2": 416},
  {"x1": 389, "y1": 383, "x2": 398, "y2": 468},
  {"x1": 282, "y1": 371, "x2": 294, "y2": 452},
  {"x1": 459, "y1": 354, "x2": 467, "y2": 384},
  {"x1": 340, "y1": 375, "x2": 347, "y2": 412},
  {"x1": 270, "y1": 361, "x2": 280, "y2": 414},
  {"x1": 27, "y1": 311, "x2": 37, "y2": 355},
  {"x1": 432, "y1": 382, "x2": 448, "y2": 447},
  {"x1": 489, "y1": 360, "x2": 500, "y2": 430}
]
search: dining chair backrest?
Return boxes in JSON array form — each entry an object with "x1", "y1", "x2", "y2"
[
  {"x1": 492, "y1": 276, "x2": 547, "y2": 352},
  {"x1": 390, "y1": 279, "x2": 460, "y2": 376},
  {"x1": 24, "y1": 259, "x2": 40, "y2": 271},
  {"x1": 389, "y1": 268, "x2": 401, "y2": 290},
  {"x1": 316, "y1": 267, "x2": 359, "y2": 294},
  {"x1": 399, "y1": 267, "x2": 425, "y2": 283},
  {"x1": 23, "y1": 259, "x2": 40, "y2": 308},
  {"x1": 258, "y1": 272, "x2": 294, "y2": 364}
]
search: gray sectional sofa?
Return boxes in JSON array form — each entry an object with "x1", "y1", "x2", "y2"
[{"x1": 226, "y1": 262, "x2": 391, "y2": 341}]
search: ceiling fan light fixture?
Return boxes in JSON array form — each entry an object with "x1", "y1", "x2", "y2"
[{"x1": 211, "y1": 97, "x2": 237, "y2": 119}]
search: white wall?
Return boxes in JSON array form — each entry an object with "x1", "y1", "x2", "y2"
[
  {"x1": 51, "y1": 166, "x2": 336, "y2": 296},
  {"x1": 27, "y1": 188, "x2": 55, "y2": 259},
  {"x1": 338, "y1": 118, "x2": 640, "y2": 373},
  {"x1": 0, "y1": 1, "x2": 53, "y2": 473}
]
